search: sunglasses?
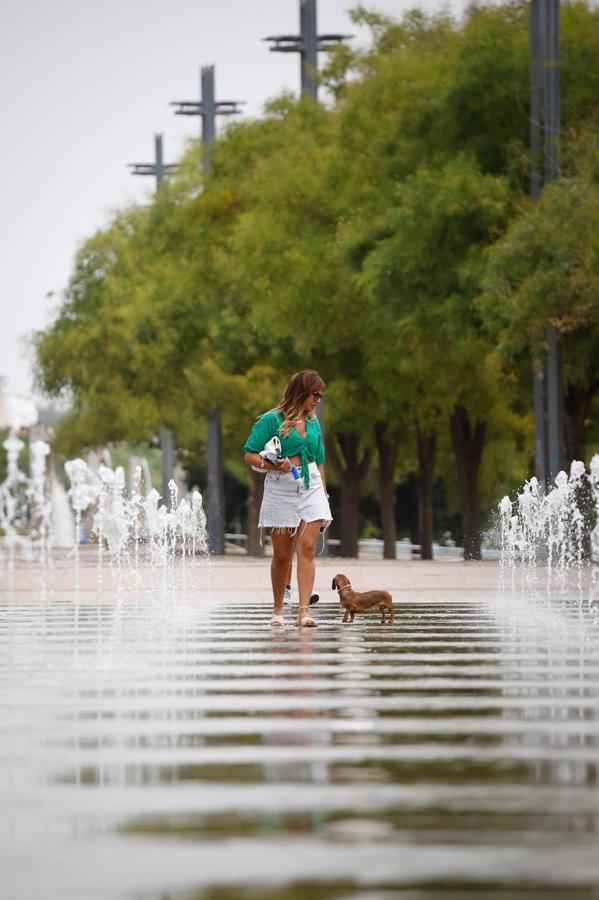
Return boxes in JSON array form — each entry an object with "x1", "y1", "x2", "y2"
[{"x1": 312, "y1": 391, "x2": 323, "y2": 401}]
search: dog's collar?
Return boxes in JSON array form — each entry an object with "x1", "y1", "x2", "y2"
[{"x1": 337, "y1": 583, "x2": 352, "y2": 592}]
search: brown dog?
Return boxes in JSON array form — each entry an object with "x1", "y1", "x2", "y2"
[{"x1": 332, "y1": 573, "x2": 394, "y2": 624}]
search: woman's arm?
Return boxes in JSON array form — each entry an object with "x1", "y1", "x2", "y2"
[{"x1": 244, "y1": 452, "x2": 292, "y2": 473}]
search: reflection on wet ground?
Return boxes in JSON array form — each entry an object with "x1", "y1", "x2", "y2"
[{"x1": 1, "y1": 593, "x2": 599, "y2": 898}]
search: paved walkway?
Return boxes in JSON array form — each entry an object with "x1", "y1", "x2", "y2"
[
  {"x1": 207, "y1": 556, "x2": 500, "y2": 604},
  {"x1": 1, "y1": 552, "x2": 501, "y2": 603},
  {"x1": 2, "y1": 554, "x2": 598, "y2": 898}
]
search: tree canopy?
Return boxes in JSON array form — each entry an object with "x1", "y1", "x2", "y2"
[{"x1": 33, "y1": 1, "x2": 599, "y2": 556}]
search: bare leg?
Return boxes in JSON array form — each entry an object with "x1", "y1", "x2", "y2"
[
  {"x1": 284, "y1": 536, "x2": 318, "y2": 606},
  {"x1": 270, "y1": 530, "x2": 294, "y2": 617},
  {"x1": 295, "y1": 520, "x2": 322, "y2": 625}
]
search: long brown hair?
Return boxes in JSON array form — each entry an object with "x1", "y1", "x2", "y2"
[{"x1": 271, "y1": 369, "x2": 325, "y2": 437}]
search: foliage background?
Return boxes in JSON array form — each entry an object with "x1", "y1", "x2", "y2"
[{"x1": 31, "y1": 1, "x2": 599, "y2": 556}]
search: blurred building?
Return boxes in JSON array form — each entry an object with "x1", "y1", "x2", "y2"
[{"x1": 0, "y1": 376, "x2": 39, "y2": 430}]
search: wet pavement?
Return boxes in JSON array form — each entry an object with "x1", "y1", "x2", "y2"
[{"x1": 1, "y1": 560, "x2": 599, "y2": 899}]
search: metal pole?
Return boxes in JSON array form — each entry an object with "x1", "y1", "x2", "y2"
[
  {"x1": 543, "y1": 0, "x2": 563, "y2": 479},
  {"x1": 292, "y1": 0, "x2": 323, "y2": 534},
  {"x1": 546, "y1": 325, "x2": 563, "y2": 478},
  {"x1": 202, "y1": 65, "x2": 226, "y2": 554},
  {"x1": 129, "y1": 134, "x2": 177, "y2": 506},
  {"x1": 154, "y1": 134, "x2": 165, "y2": 184},
  {"x1": 530, "y1": 0, "x2": 546, "y2": 486},
  {"x1": 201, "y1": 65, "x2": 216, "y2": 158},
  {"x1": 207, "y1": 408, "x2": 224, "y2": 554},
  {"x1": 171, "y1": 68, "x2": 243, "y2": 551},
  {"x1": 153, "y1": 135, "x2": 176, "y2": 505},
  {"x1": 530, "y1": 0, "x2": 542, "y2": 204},
  {"x1": 543, "y1": 0, "x2": 560, "y2": 184},
  {"x1": 264, "y1": 1, "x2": 350, "y2": 101},
  {"x1": 533, "y1": 359, "x2": 546, "y2": 484},
  {"x1": 530, "y1": 0, "x2": 563, "y2": 483},
  {"x1": 300, "y1": 0, "x2": 318, "y2": 99}
]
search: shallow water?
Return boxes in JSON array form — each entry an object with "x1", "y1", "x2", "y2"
[{"x1": 1, "y1": 591, "x2": 599, "y2": 899}]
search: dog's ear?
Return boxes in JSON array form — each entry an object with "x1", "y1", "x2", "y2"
[{"x1": 331, "y1": 578, "x2": 337, "y2": 590}]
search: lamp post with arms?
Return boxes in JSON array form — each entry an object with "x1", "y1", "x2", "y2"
[
  {"x1": 129, "y1": 134, "x2": 177, "y2": 507},
  {"x1": 171, "y1": 66, "x2": 244, "y2": 554}
]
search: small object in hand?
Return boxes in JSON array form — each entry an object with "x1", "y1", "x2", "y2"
[
  {"x1": 252, "y1": 436, "x2": 283, "y2": 472},
  {"x1": 332, "y1": 573, "x2": 394, "y2": 624},
  {"x1": 253, "y1": 436, "x2": 300, "y2": 479}
]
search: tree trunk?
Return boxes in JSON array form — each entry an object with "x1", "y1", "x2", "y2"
[
  {"x1": 327, "y1": 431, "x2": 372, "y2": 558},
  {"x1": 564, "y1": 380, "x2": 599, "y2": 559},
  {"x1": 246, "y1": 469, "x2": 265, "y2": 557},
  {"x1": 564, "y1": 380, "x2": 598, "y2": 466},
  {"x1": 449, "y1": 405, "x2": 486, "y2": 561},
  {"x1": 416, "y1": 425, "x2": 436, "y2": 561},
  {"x1": 375, "y1": 423, "x2": 399, "y2": 559}
]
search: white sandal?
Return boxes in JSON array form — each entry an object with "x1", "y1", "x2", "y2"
[
  {"x1": 297, "y1": 606, "x2": 317, "y2": 627},
  {"x1": 270, "y1": 614, "x2": 285, "y2": 627}
]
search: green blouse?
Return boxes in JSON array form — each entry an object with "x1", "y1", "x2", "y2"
[{"x1": 243, "y1": 410, "x2": 325, "y2": 487}]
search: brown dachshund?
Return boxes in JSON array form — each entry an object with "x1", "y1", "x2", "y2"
[{"x1": 332, "y1": 573, "x2": 394, "y2": 624}]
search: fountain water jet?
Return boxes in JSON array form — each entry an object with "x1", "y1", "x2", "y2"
[
  {"x1": 64, "y1": 458, "x2": 208, "y2": 593},
  {"x1": 30, "y1": 440, "x2": 51, "y2": 566},
  {"x1": 499, "y1": 457, "x2": 598, "y2": 601},
  {"x1": 0, "y1": 431, "x2": 30, "y2": 574},
  {"x1": 1, "y1": 448, "x2": 208, "y2": 595}
]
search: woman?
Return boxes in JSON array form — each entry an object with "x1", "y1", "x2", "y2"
[{"x1": 243, "y1": 370, "x2": 332, "y2": 627}]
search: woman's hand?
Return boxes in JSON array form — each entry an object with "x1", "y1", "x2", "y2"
[
  {"x1": 280, "y1": 458, "x2": 292, "y2": 473},
  {"x1": 244, "y1": 452, "x2": 273, "y2": 470}
]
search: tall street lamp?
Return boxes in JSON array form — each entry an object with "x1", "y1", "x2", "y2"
[
  {"x1": 171, "y1": 66, "x2": 244, "y2": 554},
  {"x1": 530, "y1": 0, "x2": 563, "y2": 484},
  {"x1": 264, "y1": 0, "x2": 351, "y2": 101},
  {"x1": 129, "y1": 134, "x2": 177, "y2": 507}
]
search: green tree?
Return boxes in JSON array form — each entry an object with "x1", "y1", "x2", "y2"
[
  {"x1": 358, "y1": 156, "x2": 515, "y2": 558},
  {"x1": 481, "y1": 146, "x2": 599, "y2": 464},
  {"x1": 34, "y1": 1, "x2": 599, "y2": 560}
]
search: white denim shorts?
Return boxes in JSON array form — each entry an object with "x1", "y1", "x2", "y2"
[{"x1": 259, "y1": 462, "x2": 332, "y2": 532}]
